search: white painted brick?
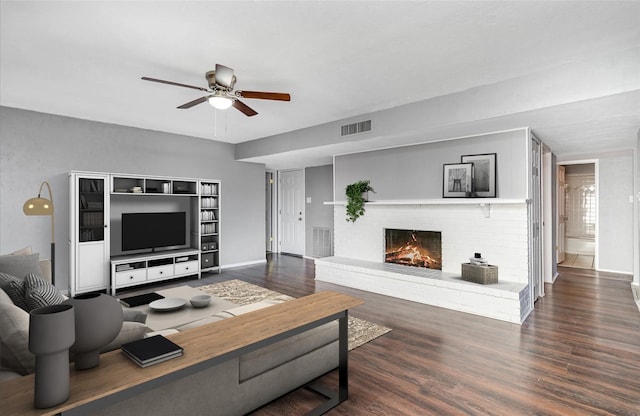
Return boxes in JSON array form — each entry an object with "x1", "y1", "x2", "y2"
[{"x1": 316, "y1": 257, "x2": 528, "y2": 324}]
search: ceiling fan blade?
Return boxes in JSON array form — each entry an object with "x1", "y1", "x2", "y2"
[
  {"x1": 177, "y1": 96, "x2": 209, "y2": 109},
  {"x1": 141, "y1": 76, "x2": 209, "y2": 92},
  {"x1": 232, "y1": 99, "x2": 258, "y2": 117},
  {"x1": 237, "y1": 90, "x2": 291, "y2": 101},
  {"x1": 214, "y1": 64, "x2": 235, "y2": 89}
]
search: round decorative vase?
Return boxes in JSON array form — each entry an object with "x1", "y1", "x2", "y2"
[
  {"x1": 64, "y1": 293, "x2": 123, "y2": 370},
  {"x1": 29, "y1": 304, "x2": 75, "y2": 408}
]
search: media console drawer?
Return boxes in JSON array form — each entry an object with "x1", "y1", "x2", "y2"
[
  {"x1": 115, "y1": 269, "x2": 147, "y2": 286},
  {"x1": 175, "y1": 260, "x2": 199, "y2": 275},
  {"x1": 147, "y1": 264, "x2": 174, "y2": 281}
]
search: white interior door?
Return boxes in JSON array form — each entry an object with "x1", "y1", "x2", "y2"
[
  {"x1": 531, "y1": 137, "x2": 543, "y2": 301},
  {"x1": 265, "y1": 172, "x2": 275, "y2": 252},
  {"x1": 557, "y1": 165, "x2": 566, "y2": 263},
  {"x1": 279, "y1": 170, "x2": 304, "y2": 255}
]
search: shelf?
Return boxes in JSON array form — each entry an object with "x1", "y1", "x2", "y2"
[
  {"x1": 324, "y1": 198, "x2": 529, "y2": 206},
  {"x1": 199, "y1": 181, "x2": 221, "y2": 275},
  {"x1": 111, "y1": 248, "x2": 200, "y2": 263},
  {"x1": 325, "y1": 198, "x2": 529, "y2": 218},
  {"x1": 111, "y1": 175, "x2": 198, "y2": 196}
]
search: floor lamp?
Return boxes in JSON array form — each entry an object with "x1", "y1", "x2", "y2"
[{"x1": 23, "y1": 181, "x2": 55, "y2": 285}]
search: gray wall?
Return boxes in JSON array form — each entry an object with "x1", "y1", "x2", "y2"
[
  {"x1": 551, "y1": 153, "x2": 558, "y2": 280},
  {"x1": 304, "y1": 165, "x2": 334, "y2": 257},
  {"x1": 598, "y1": 153, "x2": 634, "y2": 273},
  {"x1": 0, "y1": 107, "x2": 266, "y2": 289},
  {"x1": 334, "y1": 129, "x2": 528, "y2": 200},
  {"x1": 633, "y1": 133, "x2": 640, "y2": 286},
  {"x1": 636, "y1": 132, "x2": 640, "y2": 285}
]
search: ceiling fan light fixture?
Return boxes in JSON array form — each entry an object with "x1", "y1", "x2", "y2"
[{"x1": 208, "y1": 95, "x2": 233, "y2": 110}]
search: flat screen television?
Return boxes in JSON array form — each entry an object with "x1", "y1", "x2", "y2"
[{"x1": 121, "y1": 212, "x2": 186, "y2": 252}]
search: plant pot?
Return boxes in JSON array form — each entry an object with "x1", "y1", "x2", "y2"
[
  {"x1": 29, "y1": 304, "x2": 75, "y2": 408},
  {"x1": 64, "y1": 293, "x2": 123, "y2": 370}
]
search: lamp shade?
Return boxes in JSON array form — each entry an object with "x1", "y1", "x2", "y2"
[
  {"x1": 23, "y1": 181, "x2": 54, "y2": 216},
  {"x1": 23, "y1": 197, "x2": 54, "y2": 215}
]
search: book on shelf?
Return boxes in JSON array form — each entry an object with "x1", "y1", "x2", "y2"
[
  {"x1": 118, "y1": 292, "x2": 164, "y2": 307},
  {"x1": 121, "y1": 335, "x2": 183, "y2": 368}
]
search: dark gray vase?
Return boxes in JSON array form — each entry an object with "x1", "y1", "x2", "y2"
[
  {"x1": 29, "y1": 304, "x2": 75, "y2": 408},
  {"x1": 64, "y1": 293, "x2": 123, "y2": 370}
]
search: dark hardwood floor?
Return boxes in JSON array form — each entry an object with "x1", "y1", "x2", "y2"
[{"x1": 128, "y1": 255, "x2": 640, "y2": 415}]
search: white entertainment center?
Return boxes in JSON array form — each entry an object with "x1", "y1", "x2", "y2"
[
  {"x1": 69, "y1": 171, "x2": 220, "y2": 296},
  {"x1": 109, "y1": 249, "x2": 200, "y2": 296}
]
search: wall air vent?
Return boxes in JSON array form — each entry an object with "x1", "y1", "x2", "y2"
[{"x1": 341, "y1": 120, "x2": 372, "y2": 136}]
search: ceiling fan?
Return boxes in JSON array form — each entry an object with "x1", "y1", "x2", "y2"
[{"x1": 141, "y1": 64, "x2": 290, "y2": 117}]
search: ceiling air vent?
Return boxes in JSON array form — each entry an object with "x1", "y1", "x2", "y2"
[{"x1": 341, "y1": 120, "x2": 371, "y2": 136}]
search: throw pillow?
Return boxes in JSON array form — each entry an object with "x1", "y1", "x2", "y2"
[
  {"x1": 0, "y1": 273, "x2": 28, "y2": 311},
  {"x1": 100, "y1": 322, "x2": 151, "y2": 353},
  {"x1": 0, "y1": 300, "x2": 34, "y2": 375},
  {"x1": 0, "y1": 253, "x2": 41, "y2": 278},
  {"x1": 9, "y1": 247, "x2": 33, "y2": 256},
  {"x1": 23, "y1": 273, "x2": 65, "y2": 311},
  {"x1": 122, "y1": 309, "x2": 148, "y2": 324},
  {"x1": 0, "y1": 288, "x2": 12, "y2": 303}
]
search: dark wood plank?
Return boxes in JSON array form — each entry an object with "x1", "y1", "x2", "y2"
[{"x1": 120, "y1": 256, "x2": 640, "y2": 415}]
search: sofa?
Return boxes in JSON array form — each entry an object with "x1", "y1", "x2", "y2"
[
  {"x1": 0, "y1": 247, "x2": 152, "y2": 381},
  {"x1": 1, "y1": 249, "x2": 341, "y2": 415}
]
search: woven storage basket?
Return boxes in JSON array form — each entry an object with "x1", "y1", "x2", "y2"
[{"x1": 461, "y1": 263, "x2": 498, "y2": 284}]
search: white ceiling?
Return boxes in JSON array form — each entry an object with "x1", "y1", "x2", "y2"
[{"x1": 1, "y1": 1, "x2": 639, "y2": 168}]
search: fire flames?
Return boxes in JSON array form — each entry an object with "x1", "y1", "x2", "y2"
[{"x1": 385, "y1": 231, "x2": 442, "y2": 269}]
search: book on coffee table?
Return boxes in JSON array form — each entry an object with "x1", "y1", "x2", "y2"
[
  {"x1": 118, "y1": 292, "x2": 164, "y2": 307},
  {"x1": 121, "y1": 335, "x2": 183, "y2": 368}
]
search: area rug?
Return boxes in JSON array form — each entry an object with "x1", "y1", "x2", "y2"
[{"x1": 197, "y1": 279, "x2": 391, "y2": 350}]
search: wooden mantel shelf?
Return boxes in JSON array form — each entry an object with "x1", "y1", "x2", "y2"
[{"x1": 324, "y1": 198, "x2": 529, "y2": 206}]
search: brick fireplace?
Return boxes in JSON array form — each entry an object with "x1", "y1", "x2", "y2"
[{"x1": 315, "y1": 202, "x2": 532, "y2": 323}]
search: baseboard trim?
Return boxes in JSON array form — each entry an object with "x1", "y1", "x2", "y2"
[
  {"x1": 631, "y1": 284, "x2": 640, "y2": 312},
  {"x1": 221, "y1": 259, "x2": 267, "y2": 270},
  {"x1": 595, "y1": 268, "x2": 633, "y2": 275}
]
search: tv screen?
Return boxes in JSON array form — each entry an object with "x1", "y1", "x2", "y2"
[{"x1": 121, "y1": 212, "x2": 186, "y2": 252}]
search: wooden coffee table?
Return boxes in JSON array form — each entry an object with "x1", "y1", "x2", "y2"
[{"x1": 128, "y1": 286, "x2": 237, "y2": 331}]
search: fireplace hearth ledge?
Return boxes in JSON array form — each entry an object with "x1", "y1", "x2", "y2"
[{"x1": 315, "y1": 256, "x2": 529, "y2": 324}]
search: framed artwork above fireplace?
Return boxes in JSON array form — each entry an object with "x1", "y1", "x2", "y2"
[
  {"x1": 461, "y1": 153, "x2": 497, "y2": 198},
  {"x1": 443, "y1": 163, "x2": 473, "y2": 198}
]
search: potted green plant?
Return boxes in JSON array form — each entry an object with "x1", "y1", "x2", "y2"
[{"x1": 345, "y1": 180, "x2": 375, "y2": 222}]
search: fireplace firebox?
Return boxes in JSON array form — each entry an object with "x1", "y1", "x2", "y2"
[{"x1": 384, "y1": 229, "x2": 442, "y2": 270}]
